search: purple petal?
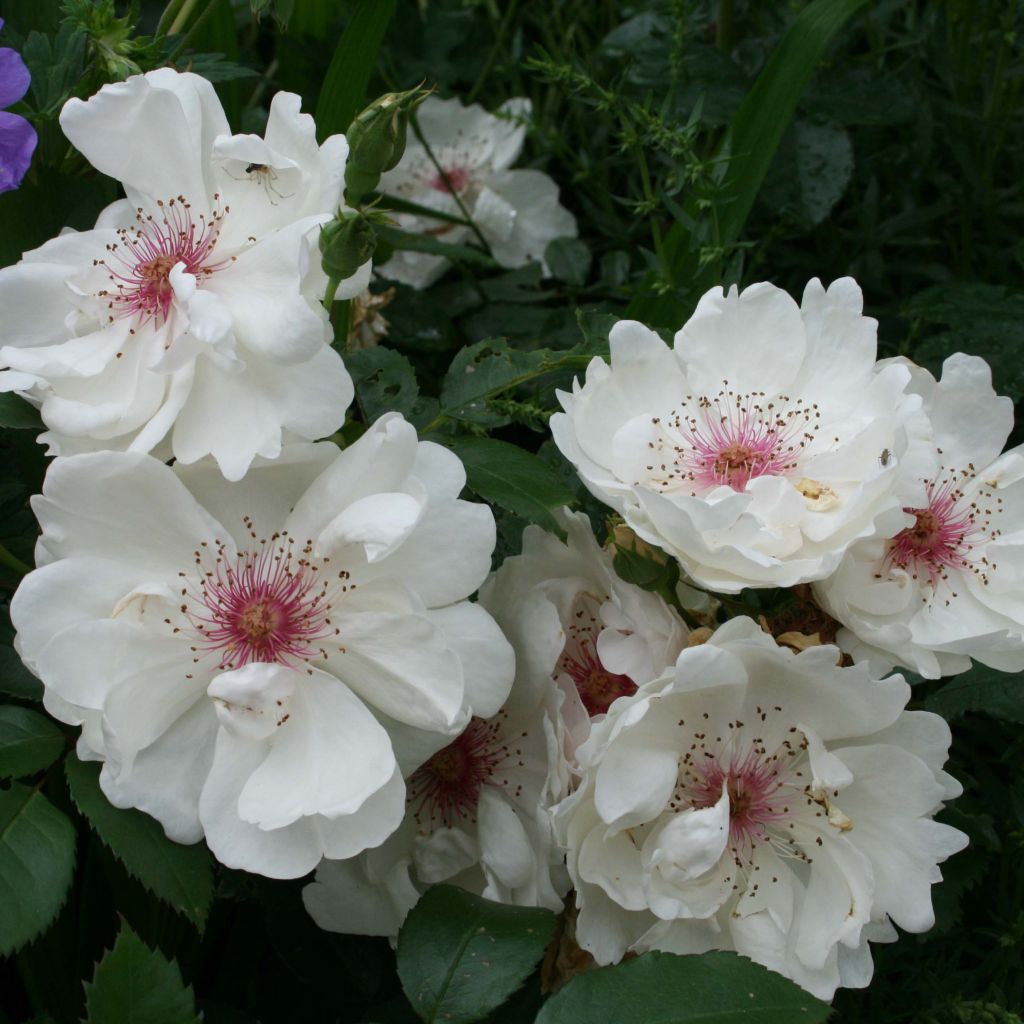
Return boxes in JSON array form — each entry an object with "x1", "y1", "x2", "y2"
[
  {"x1": 0, "y1": 46, "x2": 30, "y2": 109},
  {"x1": 0, "y1": 110, "x2": 37, "y2": 193}
]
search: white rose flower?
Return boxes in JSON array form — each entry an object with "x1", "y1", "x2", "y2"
[
  {"x1": 303, "y1": 685, "x2": 567, "y2": 939},
  {"x1": 11, "y1": 414, "x2": 512, "y2": 878},
  {"x1": 815, "y1": 353, "x2": 1024, "y2": 678},
  {"x1": 0, "y1": 69, "x2": 370, "y2": 480},
  {"x1": 554, "y1": 616, "x2": 966, "y2": 1000},
  {"x1": 550, "y1": 279, "x2": 935, "y2": 592},
  {"x1": 377, "y1": 96, "x2": 577, "y2": 289},
  {"x1": 479, "y1": 509, "x2": 689, "y2": 759}
]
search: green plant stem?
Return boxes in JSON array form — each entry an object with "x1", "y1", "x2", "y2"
[
  {"x1": 164, "y1": 0, "x2": 222, "y2": 63},
  {"x1": 156, "y1": 0, "x2": 188, "y2": 37},
  {"x1": 410, "y1": 115, "x2": 493, "y2": 255},
  {"x1": 168, "y1": 0, "x2": 201, "y2": 35},
  {"x1": 324, "y1": 275, "x2": 344, "y2": 311},
  {"x1": 418, "y1": 353, "x2": 593, "y2": 435},
  {"x1": 637, "y1": 147, "x2": 670, "y2": 284},
  {"x1": 0, "y1": 541, "x2": 30, "y2": 577}
]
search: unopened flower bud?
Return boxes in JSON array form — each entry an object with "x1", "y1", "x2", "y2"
[
  {"x1": 319, "y1": 211, "x2": 376, "y2": 281},
  {"x1": 344, "y1": 87, "x2": 430, "y2": 205}
]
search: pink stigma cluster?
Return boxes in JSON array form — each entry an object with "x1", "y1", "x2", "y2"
[
  {"x1": 689, "y1": 749, "x2": 792, "y2": 847},
  {"x1": 177, "y1": 521, "x2": 352, "y2": 672},
  {"x1": 428, "y1": 165, "x2": 472, "y2": 195},
  {"x1": 884, "y1": 472, "x2": 1001, "y2": 595},
  {"x1": 668, "y1": 705, "x2": 840, "y2": 883},
  {"x1": 556, "y1": 595, "x2": 637, "y2": 716},
  {"x1": 644, "y1": 386, "x2": 822, "y2": 494},
  {"x1": 95, "y1": 196, "x2": 230, "y2": 326},
  {"x1": 407, "y1": 715, "x2": 523, "y2": 831}
]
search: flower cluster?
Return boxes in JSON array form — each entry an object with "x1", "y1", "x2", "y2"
[
  {"x1": 551, "y1": 278, "x2": 1024, "y2": 677},
  {"x1": 4, "y1": 69, "x2": 994, "y2": 1007}
]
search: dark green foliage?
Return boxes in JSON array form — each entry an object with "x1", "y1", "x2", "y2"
[
  {"x1": 0, "y1": 706, "x2": 64, "y2": 779},
  {"x1": 535, "y1": 950, "x2": 831, "y2": 1024},
  {"x1": 65, "y1": 756, "x2": 215, "y2": 929},
  {"x1": 83, "y1": 922, "x2": 200, "y2": 1024},
  {"x1": 396, "y1": 885, "x2": 556, "y2": 1024},
  {"x1": 0, "y1": 784, "x2": 76, "y2": 956}
]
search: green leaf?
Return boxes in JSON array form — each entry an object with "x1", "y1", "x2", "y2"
[
  {"x1": 0, "y1": 645, "x2": 44, "y2": 702},
  {"x1": 0, "y1": 393, "x2": 43, "y2": 430},
  {"x1": 65, "y1": 755, "x2": 214, "y2": 930},
  {"x1": 438, "y1": 339, "x2": 590, "y2": 427},
  {"x1": 0, "y1": 784, "x2": 76, "y2": 956},
  {"x1": 315, "y1": 0, "x2": 397, "y2": 142},
  {"x1": 791, "y1": 120, "x2": 854, "y2": 225},
  {"x1": 0, "y1": 706, "x2": 64, "y2": 779},
  {"x1": 629, "y1": 0, "x2": 869, "y2": 325},
  {"x1": 84, "y1": 921, "x2": 200, "y2": 1024},
  {"x1": 535, "y1": 951, "x2": 832, "y2": 1024},
  {"x1": 375, "y1": 224, "x2": 497, "y2": 268},
  {"x1": 924, "y1": 665, "x2": 1024, "y2": 724},
  {"x1": 545, "y1": 237, "x2": 592, "y2": 286},
  {"x1": 443, "y1": 437, "x2": 575, "y2": 532},
  {"x1": 346, "y1": 346, "x2": 420, "y2": 423},
  {"x1": 396, "y1": 884, "x2": 557, "y2": 1024}
]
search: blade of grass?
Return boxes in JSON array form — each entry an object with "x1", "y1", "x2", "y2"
[{"x1": 315, "y1": 0, "x2": 397, "y2": 142}]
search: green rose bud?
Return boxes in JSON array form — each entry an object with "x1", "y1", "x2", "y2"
[
  {"x1": 319, "y1": 211, "x2": 377, "y2": 283},
  {"x1": 344, "y1": 87, "x2": 430, "y2": 206}
]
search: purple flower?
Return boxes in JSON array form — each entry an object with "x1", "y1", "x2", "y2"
[{"x1": 0, "y1": 18, "x2": 37, "y2": 193}]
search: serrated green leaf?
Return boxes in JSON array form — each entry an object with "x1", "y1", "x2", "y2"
[
  {"x1": 84, "y1": 921, "x2": 200, "y2": 1024},
  {"x1": 535, "y1": 951, "x2": 832, "y2": 1024},
  {"x1": 0, "y1": 784, "x2": 76, "y2": 956},
  {"x1": 346, "y1": 346, "x2": 420, "y2": 423},
  {"x1": 396, "y1": 884, "x2": 556, "y2": 1024},
  {"x1": 0, "y1": 393, "x2": 43, "y2": 430},
  {"x1": 443, "y1": 436, "x2": 575, "y2": 532},
  {"x1": 65, "y1": 755, "x2": 214, "y2": 930},
  {"x1": 924, "y1": 665, "x2": 1024, "y2": 724},
  {"x1": 315, "y1": 0, "x2": 397, "y2": 142},
  {"x1": 0, "y1": 645, "x2": 43, "y2": 702},
  {"x1": 0, "y1": 706, "x2": 64, "y2": 779},
  {"x1": 438, "y1": 339, "x2": 591, "y2": 428}
]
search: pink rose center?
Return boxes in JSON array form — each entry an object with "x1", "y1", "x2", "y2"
[
  {"x1": 677, "y1": 389, "x2": 819, "y2": 491},
  {"x1": 556, "y1": 595, "x2": 637, "y2": 716},
  {"x1": 690, "y1": 753, "x2": 791, "y2": 846},
  {"x1": 885, "y1": 476, "x2": 999, "y2": 590},
  {"x1": 407, "y1": 716, "x2": 515, "y2": 829},
  {"x1": 179, "y1": 525, "x2": 353, "y2": 672},
  {"x1": 96, "y1": 195, "x2": 231, "y2": 326},
  {"x1": 427, "y1": 164, "x2": 472, "y2": 195}
]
